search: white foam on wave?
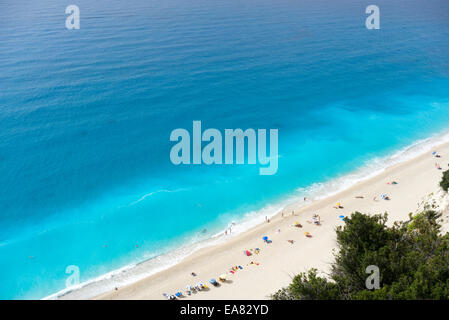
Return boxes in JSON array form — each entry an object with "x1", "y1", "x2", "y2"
[
  {"x1": 127, "y1": 188, "x2": 187, "y2": 206},
  {"x1": 46, "y1": 129, "x2": 449, "y2": 300}
]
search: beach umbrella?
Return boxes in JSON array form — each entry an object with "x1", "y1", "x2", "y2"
[
  {"x1": 262, "y1": 236, "x2": 268, "y2": 241},
  {"x1": 433, "y1": 151, "x2": 437, "y2": 155},
  {"x1": 219, "y1": 274, "x2": 227, "y2": 280},
  {"x1": 209, "y1": 278, "x2": 216, "y2": 284},
  {"x1": 339, "y1": 215, "x2": 344, "y2": 219}
]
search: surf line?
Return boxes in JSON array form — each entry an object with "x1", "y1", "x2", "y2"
[{"x1": 169, "y1": 121, "x2": 278, "y2": 175}]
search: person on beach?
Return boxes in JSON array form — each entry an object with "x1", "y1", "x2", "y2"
[
  {"x1": 381, "y1": 194, "x2": 390, "y2": 200},
  {"x1": 310, "y1": 214, "x2": 321, "y2": 225},
  {"x1": 334, "y1": 202, "x2": 343, "y2": 209}
]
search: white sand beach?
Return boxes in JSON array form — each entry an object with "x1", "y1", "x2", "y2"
[{"x1": 91, "y1": 141, "x2": 449, "y2": 300}]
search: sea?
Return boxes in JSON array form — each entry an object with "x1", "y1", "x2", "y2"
[{"x1": 0, "y1": 0, "x2": 449, "y2": 299}]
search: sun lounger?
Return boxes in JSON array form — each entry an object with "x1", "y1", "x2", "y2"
[
  {"x1": 219, "y1": 274, "x2": 227, "y2": 282},
  {"x1": 209, "y1": 278, "x2": 220, "y2": 287}
]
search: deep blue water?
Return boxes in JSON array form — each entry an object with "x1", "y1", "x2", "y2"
[{"x1": 1, "y1": 0, "x2": 449, "y2": 299}]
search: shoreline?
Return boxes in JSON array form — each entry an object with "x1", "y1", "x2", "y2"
[{"x1": 56, "y1": 132, "x2": 449, "y2": 300}]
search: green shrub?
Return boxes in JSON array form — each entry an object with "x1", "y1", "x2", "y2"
[
  {"x1": 440, "y1": 168, "x2": 449, "y2": 192},
  {"x1": 271, "y1": 211, "x2": 449, "y2": 300}
]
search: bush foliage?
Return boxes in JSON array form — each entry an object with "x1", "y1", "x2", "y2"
[
  {"x1": 272, "y1": 211, "x2": 449, "y2": 300},
  {"x1": 441, "y1": 168, "x2": 449, "y2": 192}
]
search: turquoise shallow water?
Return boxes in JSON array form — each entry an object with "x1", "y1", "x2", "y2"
[{"x1": 0, "y1": 0, "x2": 449, "y2": 299}]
